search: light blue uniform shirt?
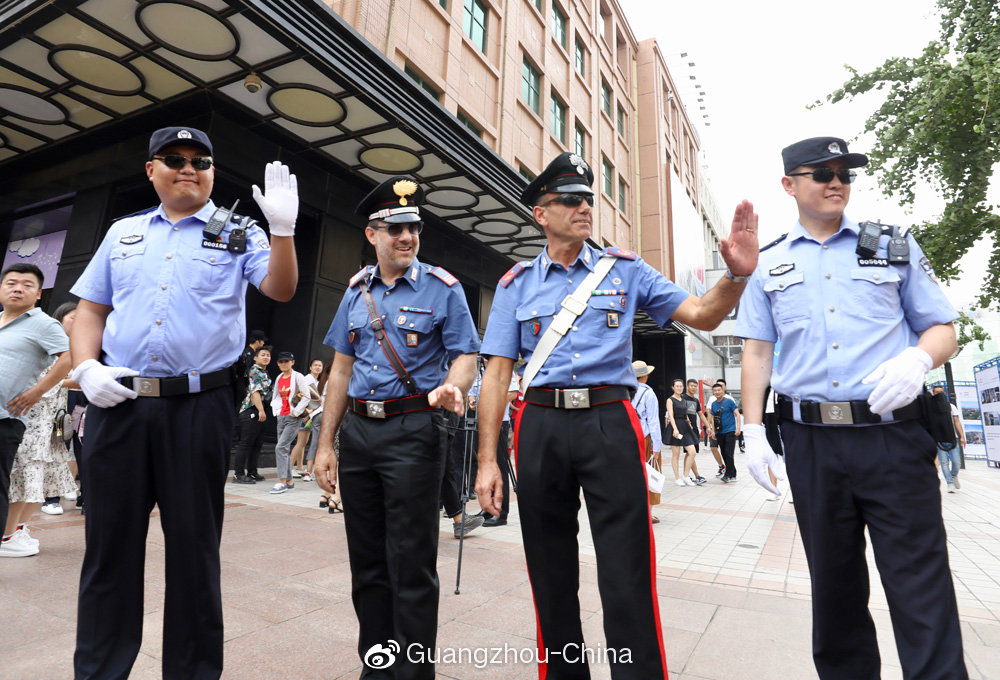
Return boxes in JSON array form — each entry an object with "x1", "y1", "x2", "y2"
[
  {"x1": 71, "y1": 201, "x2": 271, "y2": 378},
  {"x1": 631, "y1": 382, "x2": 662, "y2": 452},
  {"x1": 481, "y1": 243, "x2": 689, "y2": 388},
  {"x1": 470, "y1": 370, "x2": 520, "y2": 421},
  {"x1": 734, "y1": 216, "x2": 957, "y2": 403},
  {"x1": 325, "y1": 260, "x2": 481, "y2": 400},
  {"x1": 0, "y1": 308, "x2": 69, "y2": 422}
]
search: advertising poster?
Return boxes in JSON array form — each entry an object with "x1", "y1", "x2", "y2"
[
  {"x1": 2, "y1": 230, "x2": 67, "y2": 289},
  {"x1": 955, "y1": 383, "x2": 987, "y2": 460},
  {"x1": 670, "y1": 170, "x2": 706, "y2": 297},
  {"x1": 973, "y1": 358, "x2": 1000, "y2": 465}
]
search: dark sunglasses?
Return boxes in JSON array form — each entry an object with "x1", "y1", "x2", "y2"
[
  {"x1": 373, "y1": 222, "x2": 424, "y2": 237},
  {"x1": 542, "y1": 193, "x2": 595, "y2": 208},
  {"x1": 152, "y1": 154, "x2": 214, "y2": 171},
  {"x1": 787, "y1": 167, "x2": 857, "y2": 184}
]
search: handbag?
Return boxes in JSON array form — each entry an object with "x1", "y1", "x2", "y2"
[
  {"x1": 53, "y1": 408, "x2": 74, "y2": 442},
  {"x1": 645, "y1": 453, "x2": 665, "y2": 493}
]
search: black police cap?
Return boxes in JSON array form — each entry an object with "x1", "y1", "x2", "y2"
[
  {"x1": 520, "y1": 152, "x2": 595, "y2": 206},
  {"x1": 355, "y1": 176, "x2": 425, "y2": 224},
  {"x1": 249, "y1": 330, "x2": 268, "y2": 343},
  {"x1": 782, "y1": 136, "x2": 868, "y2": 175},
  {"x1": 148, "y1": 126, "x2": 213, "y2": 158}
]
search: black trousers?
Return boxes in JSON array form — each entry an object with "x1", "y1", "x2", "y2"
[
  {"x1": 495, "y1": 420, "x2": 511, "y2": 519},
  {"x1": 74, "y1": 388, "x2": 234, "y2": 680},
  {"x1": 0, "y1": 418, "x2": 27, "y2": 536},
  {"x1": 716, "y1": 431, "x2": 737, "y2": 480},
  {"x1": 232, "y1": 408, "x2": 265, "y2": 476},
  {"x1": 781, "y1": 419, "x2": 967, "y2": 680},
  {"x1": 515, "y1": 400, "x2": 667, "y2": 680},
  {"x1": 338, "y1": 410, "x2": 447, "y2": 680}
]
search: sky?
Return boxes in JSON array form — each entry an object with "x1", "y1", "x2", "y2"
[{"x1": 618, "y1": 0, "x2": 995, "y2": 314}]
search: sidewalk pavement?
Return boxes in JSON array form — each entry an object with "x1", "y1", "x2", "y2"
[{"x1": 4, "y1": 458, "x2": 999, "y2": 679}]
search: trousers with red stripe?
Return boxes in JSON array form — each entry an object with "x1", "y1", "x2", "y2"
[{"x1": 514, "y1": 398, "x2": 668, "y2": 679}]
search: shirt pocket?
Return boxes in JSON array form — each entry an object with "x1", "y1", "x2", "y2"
[
  {"x1": 347, "y1": 309, "x2": 371, "y2": 349},
  {"x1": 516, "y1": 301, "x2": 558, "y2": 353},
  {"x1": 763, "y1": 272, "x2": 808, "y2": 323},
  {"x1": 188, "y1": 249, "x2": 235, "y2": 292},
  {"x1": 393, "y1": 311, "x2": 436, "y2": 348},
  {"x1": 109, "y1": 243, "x2": 146, "y2": 289},
  {"x1": 849, "y1": 267, "x2": 901, "y2": 318},
  {"x1": 586, "y1": 296, "x2": 626, "y2": 327}
]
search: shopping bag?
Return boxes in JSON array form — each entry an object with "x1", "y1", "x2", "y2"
[{"x1": 645, "y1": 455, "x2": 665, "y2": 493}]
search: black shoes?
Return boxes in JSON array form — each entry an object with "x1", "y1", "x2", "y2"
[
  {"x1": 232, "y1": 475, "x2": 256, "y2": 484},
  {"x1": 482, "y1": 515, "x2": 507, "y2": 527},
  {"x1": 249, "y1": 473, "x2": 266, "y2": 481}
]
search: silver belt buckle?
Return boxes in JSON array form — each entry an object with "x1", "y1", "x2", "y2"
[
  {"x1": 819, "y1": 401, "x2": 853, "y2": 425},
  {"x1": 365, "y1": 400, "x2": 386, "y2": 419},
  {"x1": 560, "y1": 388, "x2": 590, "y2": 409},
  {"x1": 133, "y1": 377, "x2": 161, "y2": 397}
]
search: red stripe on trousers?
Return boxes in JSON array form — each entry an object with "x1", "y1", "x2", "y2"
[{"x1": 623, "y1": 399, "x2": 670, "y2": 679}]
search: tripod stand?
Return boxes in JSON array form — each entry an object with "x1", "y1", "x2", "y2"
[{"x1": 454, "y1": 406, "x2": 477, "y2": 595}]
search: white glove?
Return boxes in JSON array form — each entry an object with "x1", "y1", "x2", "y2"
[
  {"x1": 862, "y1": 346, "x2": 933, "y2": 415},
  {"x1": 71, "y1": 359, "x2": 139, "y2": 408},
  {"x1": 743, "y1": 424, "x2": 783, "y2": 495},
  {"x1": 251, "y1": 160, "x2": 298, "y2": 237}
]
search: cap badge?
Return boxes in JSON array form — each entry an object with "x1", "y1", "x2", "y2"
[
  {"x1": 828, "y1": 142, "x2": 842, "y2": 154},
  {"x1": 568, "y1": 154, "x2": 589, "y2": 175},
  {"x1": 177, "y1": 129, "x2": 192, "y2": 139},
  {"x1": 393, "y1": 179, "x2": 418, "y2": 206}
]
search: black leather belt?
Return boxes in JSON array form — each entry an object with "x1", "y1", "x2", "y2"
[
  {"x1": 348, "y1": 395, "x2": 433, "y2": 419},
  {"x1": 523, "y1": 386, "x2": 632, "y2": 409},
  {"x1": 777, "y1": 395, "x2": 921, "y2": 425},
  {"x1": 120, "y1": 368, "x2": 231, "y2": 398}
]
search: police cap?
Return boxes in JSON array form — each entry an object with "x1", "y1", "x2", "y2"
[
  {"x1": 520, "y1": 152, "x2": 595, "y2": 206},
  {"x1": 355, "y1": 176, "x2": 425, "y2": 224},
  {"x1": 782, "y1": 136, "x2": 868, "y2": 175},
  {"x1": 148, "y1": 126, "x2": 213, "y2": 158}
]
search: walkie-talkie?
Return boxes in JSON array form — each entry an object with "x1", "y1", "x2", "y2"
[
  {"x1": 887, "y1": 225, "x2": 910, "y2": 264},
  {"x1": 203, "y1": 199, "x2": 239, "y2": 242},
  {"x1": 856, "y1": 221, "x2": 882, "y2": 258}
]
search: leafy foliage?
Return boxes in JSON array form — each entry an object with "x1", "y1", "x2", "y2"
[{"x1": 821, "y1": 0, "x2": 999, "y2": 343}]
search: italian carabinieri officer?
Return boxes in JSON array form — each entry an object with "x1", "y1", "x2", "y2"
[
  {"x1": 313, "y1": 177, "x2": 480, "y2": 679},
  {"x1": 473, "y1": 152, "x2": 760, "y2": 679}
]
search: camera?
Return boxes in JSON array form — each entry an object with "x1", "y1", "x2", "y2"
[{"x1": 244, "y1": 73, "x2": 262, "y2": 94}]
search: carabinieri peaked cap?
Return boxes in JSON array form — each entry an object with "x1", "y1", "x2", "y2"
[
  {"x1": 355, "y1": 176, "x2": 425, "y2": 224},
  {"x1": 148, "y1": 126, "x2": 213, "y2": 158},
  {"x1": 520, "y1": 152, "x2": 595, "y2": 206},
  {"x1": 781, "y1": 136, "x2": 868, "y2": 175}
]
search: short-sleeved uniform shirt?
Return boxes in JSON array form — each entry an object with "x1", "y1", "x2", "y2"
[
  {"x1": 734, "y1": 217, "x2": 958, "y2": 403},
  {"x1": 480, "y1": 243, "x2": 689, "y2": 388},
  {"x1": 0, "y1": 308, "x2": 69, "y2": 422},
  {"x1": 71, "y1": 201, "x2": 272, "y2": 380},
  {"x1": 325, "y1": 260, "x2": 481, "y2": 400}
]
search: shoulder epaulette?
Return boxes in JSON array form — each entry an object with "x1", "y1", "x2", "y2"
[
  {"x1": 499, "y1": 262, "x2": 527, "y2": 288},
  {"x1": 229, "y1": 213, "x2": 259, "y2": 230},
  {"x1": 760, "y1": 233, "x2": 788, "y2": 252},
  {"x1": 113, "y1": 206, "x2": 156, "y2": 223},
  {"x1": 348, "y1": 265, "x2": 374, "y2": 288},
  {"x1": 430, "y1": 266, "x2": 458, "y2": 286},
  {"x1": 877, "y1": 224, "x2": 910, "y2": 238},
  {"x1": 604, "y1": 247, "x2": 637, "y2": 260}
]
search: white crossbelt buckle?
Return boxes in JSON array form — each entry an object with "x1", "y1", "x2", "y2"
[
  {"x1": 366, "y1": 401, "x2": 386, "y2": 419},
  {"x1": 558, "y1": 388, "x2": 590, "y2": 409},
  {"x1": 819, "y1": 401, "x2": 853, "y2": 425},
  {"x1": 134, "y1": 377, "x2": 161, "y2": 397},
  {"x1": 560, "y1": 294, "x2": 588, "y2": 316}
]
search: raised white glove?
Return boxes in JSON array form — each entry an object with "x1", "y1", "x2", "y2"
[
  {"x1": 251, "y1": 160, "x2": 298, "y2": 237},
  {"x1": 743, "y1": 424, "x2": 783, "y2": 495},
  {"x1": 862, "y1": 346, "x2": 933, "y2": 415},
  {"x1": 70, "y1": 359, "x2": 139, "y2": 408}
]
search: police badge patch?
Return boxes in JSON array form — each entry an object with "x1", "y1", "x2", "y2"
[
  {"x1": 919, "y1": 256, "x2": 935, "y2": 278},
  {"x1": 607, "y1": 312, "x2": 619, "y2": 328},
  {"x1": 406, "y1": 333, "x2": 418, "y2": 347}
]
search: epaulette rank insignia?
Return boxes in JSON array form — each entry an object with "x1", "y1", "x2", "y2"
[
  {"x1": 760, "y1": 233, "x2": 788, "y2": 253},
  {"x1": 605, "y1": 247, "x2": 637, "y2": 260},
  {"x1": 349, "y1": 266, "x2": 373, "y2": 288},
  {"x1": 499, "y1": 262, "x2": 525, "y2": 288},
  {"x1": 430, "y1": 267, "x2": 458, "y2": 286}
]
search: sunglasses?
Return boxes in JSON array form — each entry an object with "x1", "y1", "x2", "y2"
[
  {"x1": 152, "y1": 154, "x2": 214, "y2": 171},
  {"x1": 541, "y1": 193, "x2": 595, "y2": 208},
  {"x1": 372, "y1": 222, "x2": 424, "y2": 237},
  {"x1": 787, "y1": 167, "x2": 857, "y2": 184}
]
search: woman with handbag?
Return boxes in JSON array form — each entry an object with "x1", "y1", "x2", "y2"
[
  {"x1": 290, "y1": 358, "x2": 323, "y2": 481},
  {"x1": 666, "y1": 378, "x2": 702, "y2": 487}
]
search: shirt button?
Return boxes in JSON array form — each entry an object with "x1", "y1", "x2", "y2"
[
  {"x1": 873, "y1": 274, "x2": 880, "y2": 280},
  {"x1": 572, "y1": 375, "x2": 577, "y2": 381},
  {"x1": 173, "y1": 227, "x2": 179, "y2": 231},
  {"x1": 191, "y1": 371, "x2": 198, "y2": 376},
  {"x1": 832, "y1": 343, "x2": 839, "y2": 349},
  {"x1": 829, "y1": 306, "x2": 835, "y2": 312},
  {"x1": 833, "y1": 380, "x2": 839, "y2": 386},
  {"x1": 152, "y1": 356, "x2": 158, "y2": 362},
  {"x1": 155, "y1": 320, "x2": 162, "y2": 325},
  {"x1": 825, "y1": 273, "x2": 831, "y2": 279},
  {"x1": 373, "y1": 365, "x2": 378, "y2": 370},
  {"x1": 531, "y1": 310, "x2": 537, "y2": 315},
  {"x1": 822, "y1": 245, "x2": 829, "y2": 250},
  {"x1": 121, "y1": 250, "x2": 127, "y2": 256},
  {"x1": 572, "y1": 326, "x2": 579, "y2": 332},
  {"x1": 210, "y1": 257, "x2": 216, "y2": 263},
  {"x1": 409, "y1": 323, "x2": 414, "y2": 328},
  {"x1": 574, "y1": 353, "x2": 581, "y2": 358},
  {"x1": 779, "y1": 283, "x2": 785, "y2": 289},
  {"x1": 166, "y1": 253, "x2": 172, "y2": 259},
  {"x1": 370, "y1": 389, "x2": 375, "y2": 395},
  {"x1": 381, "y1": 314, "x2": 386, "y2": 320},
  {"x1": 160, "y1": 285, "x2": 167, "y2": 290}
]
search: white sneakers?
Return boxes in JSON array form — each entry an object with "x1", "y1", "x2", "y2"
[
  {"x1": 41, "y1": 502, "x2": 63, "y2": 515},
  {"x1": 0, "y1": 530, "x2": 39, "y2": 558},
  {"x1": 270, "y1": 483, "x2": 290, "y2": 494},
  {"x1": 674, "y1": 478, "x2": 686, "y2": 487}
]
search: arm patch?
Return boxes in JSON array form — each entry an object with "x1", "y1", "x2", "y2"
[{"x1": 430, "y1": 266, "x2": 458, "y2": 286}]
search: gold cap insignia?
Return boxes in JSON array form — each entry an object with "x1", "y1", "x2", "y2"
[{"x1": 393, "y1": 179, "x2": 418, "y2": 206}]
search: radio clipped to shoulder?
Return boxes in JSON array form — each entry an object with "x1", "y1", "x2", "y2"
[
  {"x1": 856, "y1": 220, "x2": 910, "y2": 264},
  {"x1": 201, "y1": 200, "x2": 249, "y2": 254},
  {"x1": 855, "y1": 220, "x2": 882, "y2": 258},
  {"x1": 887, "y1": 225, "x2": 909, "y2": 264}
]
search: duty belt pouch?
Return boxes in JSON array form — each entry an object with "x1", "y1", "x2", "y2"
[{"x1": 359, "y1": 279, "x2": 419, "y2": 396}]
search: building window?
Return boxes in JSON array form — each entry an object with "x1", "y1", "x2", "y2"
[
  {"x1": 404, "y1": 64, "x2": 441, "y2": 100},
  {"x1": 439, "y1": 0, "x2": 448, "y2": 8},
  {"x1": 574, "y1": 122, "x2": 585, "y2": 157},
  {"x1": 532, "y1": 0, "x2": 542, "y2": 12},
  {"x1": 463, "y1": 0, "x2": 488, "y2": 52},
  {"x1": 522, "y1": 56, "x2": 541, "y2": 114},
  {"x1": 551, "y1": 2, "x2": 567, "y2": 49},
  {"x1": 457, "y1": 110, "x2": 482, "y2": 138},
  {"x1": 618, "y1": 176, "x2": 627, "y2": 213},
  {"x1": 550, "y1": 92, "x2": 567, "y2": 144},
  {"x1": 602, "y1": 158, "x2": 613, "y2": 197},
  {"x1": 574, "y1": 36, "x2": 586, "y2": 77},
  {"x1": 600, "y1": 79, "x2": 611, "y2": 117},
  {"x1": 616, "y1": 103, "x2": 625, "y2": 136},
  {"x1": 519, "y1": 165, "x2": 535, "y2": 181}
]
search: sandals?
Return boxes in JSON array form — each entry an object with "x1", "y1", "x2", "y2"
[
  {"x1": 328, "y1": 499, "x2": 343, "y2": 514},
  {"x1": 319, "y1": 496, "x2": 329, "y2": 509}
]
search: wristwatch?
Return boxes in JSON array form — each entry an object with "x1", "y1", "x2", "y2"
[{"x1": 725, "y1": 270, "x2": 750, "y2": 283}]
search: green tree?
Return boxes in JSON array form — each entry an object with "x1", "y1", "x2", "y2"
[{"x1": 822, "y1": 0, "x2": 998, "y2": 348}]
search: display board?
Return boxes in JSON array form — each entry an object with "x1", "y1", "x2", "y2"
[
  {"x1": 973, "y1": 358, "x2": 1000, "y2": 466},
  {"x1": 954, "y1": 382, "x2": 987, "y2": 460}
]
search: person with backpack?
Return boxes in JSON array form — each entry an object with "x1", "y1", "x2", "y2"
[{"x1": 930, "y1": 386, "x2": 966, "y2": 493}]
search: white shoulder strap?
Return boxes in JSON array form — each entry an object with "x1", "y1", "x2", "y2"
[{"x1": 521, "y1": 255, "x2": 618, "y2": 391}]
